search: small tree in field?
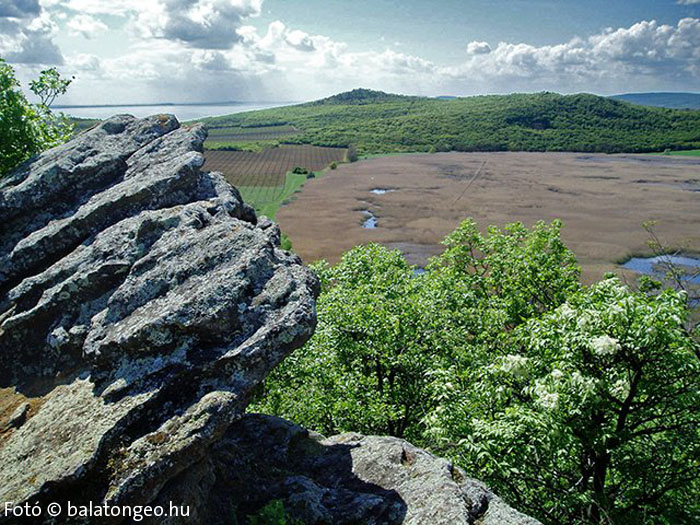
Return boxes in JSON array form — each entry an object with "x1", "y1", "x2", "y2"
[{"x1": 0, "y1": 59, "x2": 73, "y2": 176}]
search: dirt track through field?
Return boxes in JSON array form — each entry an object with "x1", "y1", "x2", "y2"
[{"x1": 276, "y1": 152, "x2": 700, "y2": 283}]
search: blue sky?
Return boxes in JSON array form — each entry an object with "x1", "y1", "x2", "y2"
[
  {"x1": 1, "y1": 0, "x2": 698, "y2": 104},
  {"x1": 254, "y1": 0, "x2": 699, "y2": 61}
]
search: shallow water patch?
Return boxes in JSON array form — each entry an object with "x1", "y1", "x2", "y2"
[
  {"x1": 362, "y1": 210, "x2": 378, "y2": 229},
  {"x1": 622, "y1": 255, "x2": 700, "y2": 284}
]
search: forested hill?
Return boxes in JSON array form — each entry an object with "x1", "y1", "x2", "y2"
[
  {"x1": 307, "y1": 88, "x2": 420, "y2": 105},
  {"x1": 610, "y1": 92, "x2": 700, "y2": 110},
  {"x1": 198, "y1": 90, "x2": 700, "y2": 155}
]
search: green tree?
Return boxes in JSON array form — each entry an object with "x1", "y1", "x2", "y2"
[
  {"x1": 0, "y1": 59, "x2": 73, "y2": 176},
  {"x1": 257, "y1": 220, "x2": 581, "y2": 441},
  {"x1": 257, "y1": 219, "x2": 700, "y2": 524},
  {"x1": 431, "y1": 277, "x2": 700, "y2": 524},
  {"x1": 428, "y1": 218, "x2": 580, "y2": 338},
  {"x1": 257, "y1": 245, "x2": 451, "y2": 441}
]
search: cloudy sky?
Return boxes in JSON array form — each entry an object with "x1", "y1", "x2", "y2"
[{"x1": 1, "y1": 0, "x2": 699, "y2": 104}]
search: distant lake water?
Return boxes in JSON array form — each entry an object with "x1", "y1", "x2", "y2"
[{"x1": 54, "y1": 102, "x2": 296, "y2": 121}]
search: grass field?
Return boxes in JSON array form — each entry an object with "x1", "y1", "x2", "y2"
[
  {"x1": 653, "y1": 149, "x2": 700, "y2": 157},
  {"x1": 238, "y1": 171, "x2": 309, "y2": 218},
  {"x1": 203, "y1": 145, "x2": 347, "y2": 217}
]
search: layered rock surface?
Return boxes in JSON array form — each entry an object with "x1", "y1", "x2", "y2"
[
  {"x1": 0, "y1": 115, "x2": 318, "y2": 519},
  {"x1": 0, "y1": 115, "x2": 539, "y2": 524},
  {"x1": 165, "y1": 414, "x2": 541, "y2": 525}
]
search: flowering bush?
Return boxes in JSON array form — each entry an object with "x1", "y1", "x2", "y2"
[
  {"x1": 257, "y1": 220, "x2": 699, "y2": 524},
  {"x1": 436, "y1": 278, "x2": 699, "y2": 524}
]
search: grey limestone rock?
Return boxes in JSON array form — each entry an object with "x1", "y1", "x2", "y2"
[
  {"x1": 0, "y1": 115, "x2": 318, "y2": 521},
  {"x1": 157, "y1": 414, "x2": 541, "y2": 525}
]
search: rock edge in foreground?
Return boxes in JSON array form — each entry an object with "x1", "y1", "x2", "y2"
[{"x1": 0, "y1": 114, "x2": 318, "y2": 518}]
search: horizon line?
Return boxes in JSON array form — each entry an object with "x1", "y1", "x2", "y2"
[{"x1": 53, "y1": 100, "x2": 300, "y2": 109}]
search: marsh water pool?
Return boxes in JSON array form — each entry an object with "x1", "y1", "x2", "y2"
[
  {"x1": 362, "y1": 210, "x2": 378, "y2": 229},
  {"x1": 622, "y1": 255, "x2": 700, "y2": 284}
]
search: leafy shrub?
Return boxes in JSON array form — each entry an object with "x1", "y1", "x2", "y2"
[
  {"x1": 0, "y1": 59, "x2": 73, "y2": 176},
  {"x1": 247, "y1": 500, "x2": 301, "y2": 525},
  {"x1": 257, "y1": 219, "x2": 700, "y2": 524},
  {"x1": 280, "y1": 233, "x2": 293, "y2": 251},
  {"x1": 432, "y1": 278, "x2": 699, "y2": 523}
]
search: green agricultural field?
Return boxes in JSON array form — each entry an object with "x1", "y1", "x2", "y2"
[
  {"x1": 649, "y1": 148, "x2": 700, "y2": 157},
  {"x1": 238, "y1": 171, "x2": 310, "y2": 218},
  {"x1": 203, "y1": 145, "x2": 346, "y2": 217},
  {"x1": 663, "y1": 149, "x2": 700, "y2": 157},
  {"x1": 196, "y1": 89, "x2": 700, "y2": 155}
]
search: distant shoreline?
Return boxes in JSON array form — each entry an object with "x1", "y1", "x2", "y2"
[
  {"x1": 58, "y1": 101, "x2": 300, "y2": 121},
  {"x1": 54, "y1": 101, "x2": 298, "y2": 109}
]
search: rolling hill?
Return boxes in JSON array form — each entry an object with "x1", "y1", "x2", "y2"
[{"x1": 197, "y1": 89, "x2": 700, "y2": 155}]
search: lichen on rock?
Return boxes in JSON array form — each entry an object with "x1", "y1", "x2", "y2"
[{"x1": 0, "y1": 114, "x2": 318, "y2": 518}]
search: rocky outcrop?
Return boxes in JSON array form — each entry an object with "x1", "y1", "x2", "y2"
[
  {"x1": 162, "y1": 414, "x2": 541, "y2": 525},
  {"x1": 0, "y1": 114, "x2": 539, "y2": 524},
  {"x1": 0, "y1": 115, "x2": 318, "y2": 520}
]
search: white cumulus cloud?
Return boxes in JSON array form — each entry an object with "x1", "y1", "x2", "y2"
[
  {"x1": 67, "y1": 14, "x2": 108, "y2": 38},
  {"x1": 466, "y1": 41, "x2": 491, "y2": 55},
  {"x1": 137, "y1": 0, "x2": 262, "y2": 49},
  {"x1": 0, "y1": 4, "x2": 63, "y2": 64},
  {"x1": 444, "y1": 18, "x2": 699, "y2": 93}
]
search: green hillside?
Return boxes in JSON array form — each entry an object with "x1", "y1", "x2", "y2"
[{"x1": 196, "y1": 90, "x2": 700, "y2": 155}]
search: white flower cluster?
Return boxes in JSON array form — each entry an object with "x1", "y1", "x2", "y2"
[
  {"x1": 500, "y1": 354, "x2": 529, "y2": 379},
  {"x1": 590, "y1": 335, "x2": 619, "y2": 356},
  {"x1": 558, "y1": 303, "x2": 576, "y2": 321},
  {"x1": 534, "y1": 381, "x2": 559, "y2": 410},
  {"x1": 571, "y1": 371, "x2": 598, "y2": 399},
  {"x1": 610, "y1": 378, "x2": 631, "y2": 399}
]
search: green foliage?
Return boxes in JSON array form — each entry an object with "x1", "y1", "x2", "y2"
[
  {"x1": 197, "y1": 91, "x2": 700, "y2": 155},
  {"x1": 0, "y1": 59, "x2": 73, "y2": 176},
  {"x1": 280, "y1": 232, "x2": 293, "y2": 251},
  {"x1": 256, "y1": 219, "x2": 700, "y2": 524},
  {"x1": 29, "y1": 67, "x2": 72, "y2": 106},
  {"x1": 435, "y1": 278, "x2": 699, "y2": 524},
  {"x1": 310, "y1": 88, "x2": 418, "y2": 106},
  {"x1": 258, "y1": 245, "x2": 446, "y2": 440},
  {"x1": 429, "y1": 219, "x2": 581, "y2": 333},
  {"x1": 256, "y1": 220, "x2": 580, "y2": 440},
  {"x1": 247, "y1": 500, "x2": 300, "y2": 525}
]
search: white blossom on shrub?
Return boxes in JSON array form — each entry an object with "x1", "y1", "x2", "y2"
[
  {"x1": 589, "y1": 334, "x2": 619, "y2": 356},
  {"x1": 500, "y1": 354, "x2": 529, "y2": 378}
]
